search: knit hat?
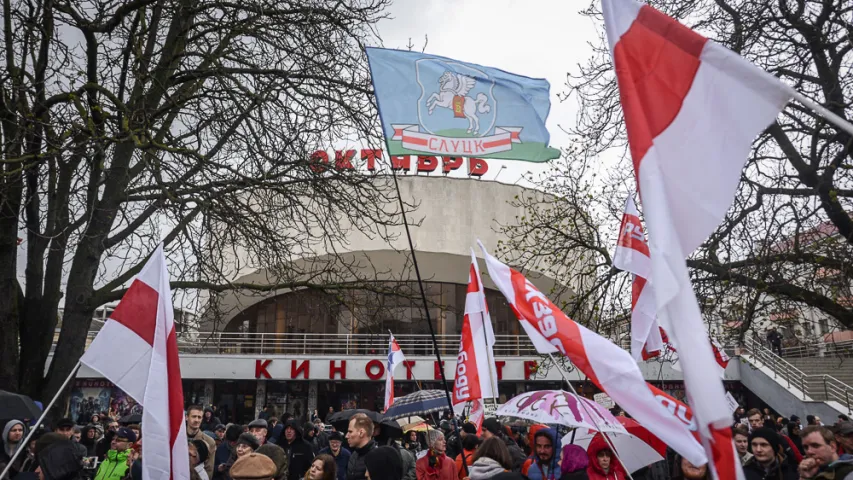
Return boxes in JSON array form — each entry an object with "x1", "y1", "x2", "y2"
[
  {"x1": 364, "y1": 445, "x2": 403, "y2": 480},
  {"x1": 230, "y1": 453, "x2": 277, "y2": 480},
  {"x1": 482, "y1": 418, "x2": 501, "y2": 436},
  {"x1": 226, "y1": 424, "x2": 243, "y2": 442},
  {"x1": 749, "y1": 427, "x2": 781, "y2": 455},
  {"x1": 328, "y1": 431, "x2": 344, "y2": 442},
  {"x1": 237, "y1": 432, "x2": 260, "y2": 450},
  {"x1": 461, "y1": 423, "x2": 477, "y2": 435},
  {"x1": 191, "y1": 439, "x2": 209, "y2": 464},
  {"x1": 256, "y1": 444, "x2": 287, "y2": 479}
]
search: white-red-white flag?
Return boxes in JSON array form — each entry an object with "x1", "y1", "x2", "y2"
[
  {"x1": 385, "y1": 335, "x2": 406, "y2": 410},
  {"x1": 81, "y1": 245, "x2": 189, "y2": 480},
  {"x1": 478, "y1": 242, "x2": 707, "y2": 466},
  {"x1": 644, "y1": 327, "x2": 729, "y2": 378},
  {"x1": 613, "y1": 195, "x2": 663, "y2": 360},
  {"x1": 452, "y1": 251, "x2": 499, "y2": 433},
  {"x1": 604, "y1": 0, "x2": 792, "y2": 477}
]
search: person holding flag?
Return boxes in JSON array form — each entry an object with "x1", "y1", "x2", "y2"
[
  {"x1": 385, "y1": 334, "x2": 406, "y2": 410},
  {"x1": 452, "y1": 251, "x2": 499, "y2": 434}
]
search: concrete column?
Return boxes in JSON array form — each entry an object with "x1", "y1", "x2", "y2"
[
  {"x1": 255, "y1": 379, "x2": 267, "y2": 419},
  {"x1": 308, "y1": 381, "x2": 318, "y2": 418},
  {"x1": 203, "y1": 380, "x2": 214, "y2": 407}
]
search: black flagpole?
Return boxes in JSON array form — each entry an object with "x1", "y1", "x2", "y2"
[{"x1": 389, "y1": 169, "x2": 468, "y2": 475}]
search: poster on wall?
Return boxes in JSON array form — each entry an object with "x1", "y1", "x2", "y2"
[{"x1": 69, "y1": 379, "x2": 142, "y2": 424}]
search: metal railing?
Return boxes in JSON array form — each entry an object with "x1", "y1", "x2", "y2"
[
  {"x1": 780, "y1": 339, "x2": 853, "y2": 358},
  {"x1": 70, "y1": 331, "x2": 544, "y2": 357},
  {"x1": 742, "y1": 337, "x2": 852, "y2": 413}
]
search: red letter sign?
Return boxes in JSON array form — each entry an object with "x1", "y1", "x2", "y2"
[
  {"x1": 365, "y1": 359, "x2": 384, "y2": 380},
  {"x1": 291, "y1": 360, "x2": 310, "y2": 379},
  {"x1": 495, "y1": 360, "x2": 505, "y2": 380},
  {"x1": 442, "y1": 156, "x2": 463, "y2": 173},
  {"x1": 524, "y1": 360, "x2": 538, "y2": 380},
  {"x1": 403, "y1": 361, "x2": 416, "y2": 380},
  {"x1": 255, "y1": 360, "x2": 272, "y2": 379},
  {"x1": 329, "y1": 360, "x2": 347, "y2": 379},
  {"x1": 417, "y1": 156, "x2": 438, "y2": 172},
  {"x1": 468, "y1": 158, "x2": 488, "y2": 177},
  {"x1": 361, "y1": 149, "x2": 381, "y2": 172},
  {"x1": 434, "y1": 361, "x2": 445, "y2": 380}
]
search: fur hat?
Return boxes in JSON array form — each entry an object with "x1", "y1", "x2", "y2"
[{"x1": 230, "y1": 453, "x2": 277, "y2": 480}]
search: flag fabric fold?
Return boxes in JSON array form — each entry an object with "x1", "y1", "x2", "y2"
[
  {"x1": 613, "y1": 195, "x2": 663, "y2": 360},
  {"x1": 80, "y1": 245, "x2": 189, "y2": 480},
  {"x1": 385, "y1": 335, "x2": 406, "y2": 410},
  {"x1": 478, "y1": 242, "x2": 707, "y2": 466},
  {"x1": 452, "y1": 251, "x2": 499, "y2": 433},
  {"x1": 603, "y1": 0, "x2": 792, "y2": 477}
]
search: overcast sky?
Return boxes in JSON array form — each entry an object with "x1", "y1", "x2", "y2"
[
  {"x1": 18, "y1": 0, "x2": 602, "y2": 309},
  {"x1": 374, "y1": 0, "x2": 598, "y2": 184}
]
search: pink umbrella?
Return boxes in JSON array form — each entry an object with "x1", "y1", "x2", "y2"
[{"x1": 496, "y1": 390, "x2": 626, "y2": 434}]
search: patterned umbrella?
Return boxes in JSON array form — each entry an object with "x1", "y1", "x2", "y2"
[{"x1": 383, "y1": 390, "x2": 449, "y2": 421}]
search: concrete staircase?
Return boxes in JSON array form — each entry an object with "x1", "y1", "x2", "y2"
[
  {"x1": 738, "y1": 337, "x2": 852, "y2": 418},
  {"x1": 784, "y1": 357, "x2": 853, "y2": 402}
]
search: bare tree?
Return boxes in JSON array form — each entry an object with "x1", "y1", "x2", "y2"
[
  {"x1": 0, "y1": 0, "x2": 409, "y2": 403},
  {"x1": 499, "y1": 0, "x2": 852, "y2": 343}
]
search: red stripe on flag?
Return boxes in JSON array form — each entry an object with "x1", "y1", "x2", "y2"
[
  {"x1": 109, "y1": 279, "x2": 158, "y2": 346},
  {"x1": 617, "y1": 212, "x2": 650, "y2": 257},
  {"x1": 405, "y1": 137, "x2": 428, "y2": 146},
  {"x1": 467, "y1": 264, "x2": 480, "y2": 293},
  {"x1": 483, "y1": 138, "x2": 511, "y2": 149},
  {"x1": 631, "y1": 276, "x2": 647, "y2": 309},
  {"x1": 508, "y1": 270, "x2": 600, "y2": 385},
  {"x1": 166, "y1": 327, "x2": 185, "y2": 480},
  {"x1": 612, "y1": 5, "x2": 707, "y2": 175}
]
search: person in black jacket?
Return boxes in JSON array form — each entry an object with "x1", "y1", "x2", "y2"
[
  {"x1": 345, "y1": 414, "x2": 376, "y2": 480},
  {"x1": 280, "y1": 420, "x2": 314, "y2": 480},
  {"x1": 742, "y1": 428, "x2": 797, "y2": 480}
]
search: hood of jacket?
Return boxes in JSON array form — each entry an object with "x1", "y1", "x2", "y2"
[
  {"x1": 527, "y1": 424, "x2": 549, "y2": 450},
  {"x1": 283, "y1": 419, "x2": 303, "y2": 442},
  {"x1": 363, "y1": 445, "x2": 403, "y2": 480},
  {"x1": 3, "y1": 420, "x2": 25, "y2": 458},
  {"x1": 468, "y1": 457, "x2": 506, "y2": 478},
  {"x1": 587, "y1": 434, "x2": 624, "y2": 477},
  {"x1": 529, "y1": 427, "x2": 561, "y2": 472},
  {"x1": 560, "y1": 444, "x2": 589, "y2": 474}
]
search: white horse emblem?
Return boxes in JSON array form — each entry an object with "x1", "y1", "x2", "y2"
[{"x1": 426, "y1": 71, "x2": 491, "y2": 134}]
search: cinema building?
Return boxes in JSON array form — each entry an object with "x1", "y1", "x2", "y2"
[{"x1": 75, "y1": 170, "x2": 748, "y2": 423}]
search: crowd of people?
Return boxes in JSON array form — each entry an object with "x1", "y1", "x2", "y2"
[{"x1": 3, "y1": 402, "x2": 853, "y2": 480}]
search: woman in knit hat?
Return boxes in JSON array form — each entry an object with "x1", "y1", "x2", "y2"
[{"x1": 236, "y1": 433, "x2": 260, "y2": 459}]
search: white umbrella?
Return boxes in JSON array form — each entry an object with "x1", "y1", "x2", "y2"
[
  {"x1": 563, "y1": 418, "x2": 666, "y2": 473},
  {"x1": 496, "y1": 390, "x2": 626, "y2": 434},
  {"x1": 396, "y1": 415, "x2": 425, "y2": 426}
]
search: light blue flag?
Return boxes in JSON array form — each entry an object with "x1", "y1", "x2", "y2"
[{"x1": 366, "y1": 48, "x2": 560, "y2": 162}]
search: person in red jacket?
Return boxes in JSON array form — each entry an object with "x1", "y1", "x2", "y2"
[
  {"x1": 416, "y1": 430, "x2": 456, "y2": 480},
  {"x1": 585, "y1": 435, "x2": 626, "y2": 480}
]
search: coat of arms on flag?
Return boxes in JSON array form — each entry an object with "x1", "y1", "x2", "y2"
[{"x1": 366, "y1": 48, "x2": 560, "y2": 162}]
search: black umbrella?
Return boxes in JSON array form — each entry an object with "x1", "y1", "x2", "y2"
[
  {"x1": 119, "y1": 413, "x2": 142, "y2": 424},
  {"x1": 0, "y1": 390, "x2": 42, "y2": 422},
  {"x1": 327, "y1": 409, "x2": 383, "y2": 433}
]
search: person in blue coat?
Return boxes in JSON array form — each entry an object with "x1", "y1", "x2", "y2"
[
  {"x1": 318, "y1": 432, "x2": 350, "y2": 480},
  {"x1": 520, "y1": 427, "x2": 561, "y2": 480}
]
